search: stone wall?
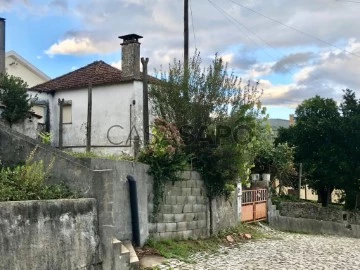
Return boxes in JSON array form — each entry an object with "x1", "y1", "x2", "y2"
[
  {"x1": 148, "y1": 171, "x2": 209, "y2": 240},
  {"x1": 0, "y1": 199, "x2": 102, "y2": 270},
  {"x1": 278, "y1": 201, "x2": 360, "y2": 225},
  {"x1": 269, "y1": 201, "x2": 360, "y2": 238}
]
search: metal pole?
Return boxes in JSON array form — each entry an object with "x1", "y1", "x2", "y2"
[
  {"x1": 86, "y1": 83, "x2": 92, "y2": 152},
  {"x1": 141, "y1": 57, "x2": 150, "y2": 146},
  {"x1": 58, "y1": 98, "x2": 64, "y2": 150},
  {"x1": 184, "y1": 0, "x2": 189, "y2": 67},
  {"x1": 298, "y1": 163, "x2": 302, "y2": 199}
]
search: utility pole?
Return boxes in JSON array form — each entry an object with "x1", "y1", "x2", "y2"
[
  {"x1": 86, "y1": 82, "x2": 92, "y2": 152},
  {"x1": 184, "y1": 0, "x2": 189, "y2": 67},
  {"x1": 141, "y1": 57, "x2": 150, "y2": 146},
  {"x1": 58, "y1": 98, "x2": 64, "y2": 150}
]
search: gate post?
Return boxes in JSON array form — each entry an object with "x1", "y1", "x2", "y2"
[{"x1": 237, "y1": 183, "x2": 242, "y2": 222}]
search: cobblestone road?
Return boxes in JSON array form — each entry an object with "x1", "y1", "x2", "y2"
[{"x1": 158, "y1": 227, "x2": 360, "y2": 270}]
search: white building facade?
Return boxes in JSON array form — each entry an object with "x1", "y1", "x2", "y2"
[{"x1": 29, "y1": 34, "x2": 150, "y2": 156}]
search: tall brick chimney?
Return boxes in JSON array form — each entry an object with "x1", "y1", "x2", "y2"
[
  {"x1": 0, "y1": 17, "x2": 5, "y2": 75},
  {"x1": 118, "y1": 34, "x2": 143, "y2": 79}
]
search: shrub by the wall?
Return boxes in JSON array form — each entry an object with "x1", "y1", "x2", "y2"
[{"x1": 0, "y1": 146, "x2": 76, "y2": 201}]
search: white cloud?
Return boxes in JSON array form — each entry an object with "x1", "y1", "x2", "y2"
[
  {"x1": 294, "y1": 66, "x2": 315, "y2": 83},
  {"x1": 11, "y1": 0, "x2": 360, "y2": 116},
  {"x1": 221, "y1": 53, "x2": 234, "y2": 64},
  {"x1": 0, "y1": 0, "x2": 28, "y2": 12},
  {"x1": 45, "y1": 37, "x2": 99, "y2": 56},
  {"x1": 111, "y1": 59, "x2": 122, "y2": 70},
  {"x1": 246, "y1": 63, "x2": 273, "y2": 79}
]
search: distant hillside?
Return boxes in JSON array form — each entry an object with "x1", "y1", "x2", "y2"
[{"x1": 267, "y1": 118, "x2": 290, "y2": 136}]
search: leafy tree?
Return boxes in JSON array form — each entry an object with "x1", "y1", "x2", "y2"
[
  {"x1": 338, "y1": 89, "x2": 360, "y2": 209},
  {"x1": 149, "y1": 52, "x2": 267, "y2": 234},
  {"x1": 277, "y1": 96, "x2": 342, "y2": 206},
  {"x1": 0, "y1": 73, "x2": 33, "y2": 126},
  {"x1": 149, "y1": 52, "x2": 266, "y2": 202},
  {"x1": 150, "y1": 52, "x2": 263, "y2": 137}
]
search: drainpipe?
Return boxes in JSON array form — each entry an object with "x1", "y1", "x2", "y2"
[{"x1": 127, "y1": 175, "x2": 141, "y2": 247}]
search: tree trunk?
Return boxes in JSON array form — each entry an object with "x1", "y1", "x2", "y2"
[
  {"x1": 209, "y1": 196, "x2": 213, "y2": 236},
  {"x1": 318, "y1": 187, "x2": 334, "y2": 207}
]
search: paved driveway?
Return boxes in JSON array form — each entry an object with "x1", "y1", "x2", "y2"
[{"x1": 158, "y1": 228, "x2": 360, "y2": 270}]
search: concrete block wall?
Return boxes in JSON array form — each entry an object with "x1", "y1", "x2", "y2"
[
  {"x1": 0, "y1": 123, "x2": 94, "y2": 197},
  {"x1": 211, "y1": 190, "x2": 240, "y2": 234},
  {"x1": 269, "y1": 201, "x2": 360, "y2": 238},
  {"x1": 0, "y1": 199, "x2": 102, "y2": 270},
  {"x1": 278, "y1": 201, "x2": 360, "y2": 225},
  {"x1": 91, "y1": 159, "x2": 150, "y2": 247},
  {"x1": 148, "y1": 171, "x2": 209, "y2": 240}
]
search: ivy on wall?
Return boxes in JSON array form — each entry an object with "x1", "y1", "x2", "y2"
[{"x1": 138, "y1": 119, "x2": 188, "y2": 220}]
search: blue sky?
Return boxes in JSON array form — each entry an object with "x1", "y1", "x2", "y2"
[{"x1": 2, "y1": 0, "x2": 360, "y2": 120}]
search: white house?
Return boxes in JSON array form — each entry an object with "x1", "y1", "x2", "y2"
[
  {"x1": 5, "y1": 51, "x2": 50, "y2": 87},
  {"x1": 29, "y1": 34, "x2": 153, "y2": 155}
]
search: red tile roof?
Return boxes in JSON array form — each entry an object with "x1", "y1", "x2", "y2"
[{"x1": 30, "y1": 60, "x2": 156, "y2": 92}]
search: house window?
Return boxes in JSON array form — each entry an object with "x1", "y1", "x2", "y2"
[{"x1": 63, "y1": 103, "x2": 72, "y2": 124}]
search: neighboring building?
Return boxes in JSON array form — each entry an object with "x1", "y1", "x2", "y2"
[
  {"x1": 5, "y1": 51, "x2": 50, "y2": 87},
  {"x1": 0, "y1": 17, "x2": 49, "y2": 135},
  {"x1": 29, "y1": 34, "x2": 153, "y2": 155}
]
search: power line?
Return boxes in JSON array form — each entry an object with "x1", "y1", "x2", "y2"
[
  {"x1": 190, "y1": 0, "x2": 197, "y2": 49},
  {"x1": 213, "y1": 1, "x2": 297, "y2": 65},
  {"x1": 208, "y1": 0, "x2": 296, "y2": 74},
  {"x1": 336, "y1": 0, "x2": 360, "y2": 3},
  {"x1": 208, "y1": 0, "x2": 278, "y2": 62},
  {"x1": 228, "y1": 0, "x2": 360, "y2": 57}
]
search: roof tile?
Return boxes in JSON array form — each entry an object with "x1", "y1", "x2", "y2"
[{"x1": 30, "y1": 60, "x2": 156, "y2": 92}]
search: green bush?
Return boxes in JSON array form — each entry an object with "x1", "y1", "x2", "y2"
[
  {"x1": 0, "y1": 147, "x2": 76, "y2": 201},
  {"x1": 139, "y1": 119, "x2": 188, "y2": 219},
  {"x1": 39, "y1": 132, "x2": 52, "y2": 145}
]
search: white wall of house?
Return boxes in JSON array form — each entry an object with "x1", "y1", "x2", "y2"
[
  {"x1": 5, "y1": 53, "x2": 49, "y2": 87},
  {"x1": 29, "y1": 81, "x2": 146, "y2": 155}
]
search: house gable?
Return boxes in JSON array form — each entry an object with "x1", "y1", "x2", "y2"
[{"x1": 5, "y1": 51, "x2": 50, "y2": 87}]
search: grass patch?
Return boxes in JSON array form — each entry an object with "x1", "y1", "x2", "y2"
[
  {"x1": 144, "y1": 223, "x2": 266, "y2": 262},
  {"x1": 145, "y1": 237, "x2": 219, "y2": 263},
  {"x1": 65, "y1": 151, "x2": 135, "y2": 161}
]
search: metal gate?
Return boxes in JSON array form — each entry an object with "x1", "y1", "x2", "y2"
[{"x1": 241, "y1": 189, "x2": 268, "y2": 223}]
